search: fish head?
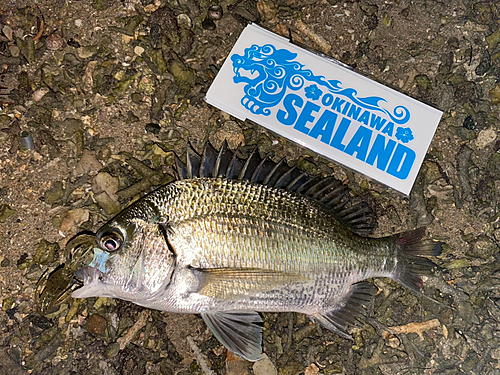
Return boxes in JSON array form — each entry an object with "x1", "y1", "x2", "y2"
[{"x1": 72, "y1": 207, "x2": 175, "y2": 303}]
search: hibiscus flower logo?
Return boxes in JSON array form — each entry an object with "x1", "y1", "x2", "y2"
[
  {"x1": 395, "y1": 127, "x2": 414, "y2": 143},
  {"x1": 304, "y1": 84, "x2": 323, "y2": 101}
]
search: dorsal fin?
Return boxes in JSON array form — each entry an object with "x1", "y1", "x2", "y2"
[{"x1": 174, "y1": 141, "x2": 377, "y2": 235}]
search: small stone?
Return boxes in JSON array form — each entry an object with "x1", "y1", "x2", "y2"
[
  {"x1": 75, "y1": 149, "x2": 102, "y2": 175},
  {"x1": 3, "y1": 25, "x2": 13, "y2": 41},
  {"x1": 77, "y1": 45, "x2": 99, "y2": 59},
  {"x1": 93, "y1": 172, "x2": 120, "y2": 199},
  {"x1": 75, "y1": 19, "x2": 83, "y2": 27},
  {"x1": 106, "y1": 342, "x2": 121, "y2": 358},
  {"x1": 60, "y1": 208, "x2": 90, "y2": 232},
  {"x1": 1, "y1": 258, "x2": 10, "y2": 267},
  {"x1": 207, "y1": 5, "x2": 223, "y2": 21},
  {"x1": 0, "y1": 204, "x2": 15, "y2": 223},
  {"x1": 304, "y1": 363, "x2": 320, "y2": 375},
  {"x1": 475, "y1": 127, "x2": 497, "y2": 149},
  {"x1": 86, "y1": 314, "x2": 107, "y2": 336},
  {"x1": 44, "y1": 181, "x2": 64, "y2": 205},
  {"x1": 177, "y1": 14, "x2": 192, "y2": 28},
  {"x1": 145, "y1": 123, "x2": 161, "y2": 134},
  {"x1": 134, "y1": 46, "x2": 144, "y2": 56},
  {"x1": 33, "y1": 239, "x2": 59, "y2": 265},
  {"x1": 489, "y1": 84, "x2": 500, "y2": 104},
  {"x1": 131, "y1": 92, "x2": 143, "y2": 103},
  {"x1": 33, "y1": 88, "x2": 50, "y2": 102},
  {"x1": 9, "y1": 45, "x2": 20, "y2": 57},
  {"x1": 95, "y1": 192, "x2": 122, "y2": 216},
  {"x1": 46, "y1": 33, "x2": 65, "y2": 51},
  {"x1": 2, "y1": 297, "x2": 15, "y2": 311},
  {"x1": 253, "y1": 354, "x2": 277, "y2": 375}
]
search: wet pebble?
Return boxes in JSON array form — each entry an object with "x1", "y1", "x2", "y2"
[
  {"x1": 19, "y1": 131, "x2": 34, "y2": 150},
  {"x1": 95, "y1": 192, "x2": 122, "y2": 216},
  {"x1": 0, "y1": 204, "x2": 15, "y2": 223},
  {"x1": 46, "y1": 33, "x2": 65, "y2": 51},
  {"x1": 93, "y1": 172, "x2": 119, "y2": 199},
  {"x1": 208, "y1": 5, "x2": 223, "y2": 21},
  {"x1": 33, "y1": 239, "x2": 59, "y2": 265},
  {"x1": 75, "y1": 150, "x2": 102, "y2": 175},
  {"x1": 60, "y1": 208, "x2": 90, "y2": 232},
  {"x1": 86, "y1": 314, "x2": 107, "y2": 336},
  {"x1": 253, "y1": 354, "x2": 277, "y2": 375},
  {"x1": 475, "y1": 128, "x2": 497, "y2": 149}
]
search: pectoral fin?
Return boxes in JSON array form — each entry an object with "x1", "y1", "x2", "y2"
[
  {"x1": 201, "y1": 311, "x2": 263, "y2": 362},
  {"x1": 195, "y1": 268, "x2": 309, "y2": 300}
]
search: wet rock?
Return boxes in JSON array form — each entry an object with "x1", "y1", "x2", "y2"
[
  {"x1": 489, "y1": 83, "x2": 500, "y2": 104},
  {"x1": 208, "y1": 5, "x2": 223, "y2": 21},
  {"x1": 95, "y1": 191, "x2": 122, "y2": 216},
  {"x1": 33, "y1": 239, "x2": 59, "y2": 265},
  {"x1": 148, "y1": 6, "x2": 179, "y2": 48},
  {"x1": 215, "y1": 121, "x2": 244, "y2": 149},
  {"x1": 123, "y1": 15, "x2": 144, "y2": 37},
  {"x1": 475, "y1": 128, "x2": 497, "y2": 149},
  {"x1": 414, "y1": 74, "x2": 432, "y2": 96},
  {"x1": 92, "y1": 0, "x2": 109, "y2": 11},
  {"x1": 470, "y1": 2, "x2": 495, "y2": 25},
  {"x1": 169, "y1": 60, "x2": 196, "y2": 93},
  {"x1": 60, "y1": 208, "x2": 90, "y2": 232},
  {"x1": 75, "y1": 149, "x2": 102, "y2": 175},
  {"x1": 0, "y1": 204, "x2": 15, "y2": 223},
  {"x1": 253, "y1": 354, "x2": 277, "y2": 375},
  {"x1": 475, "y1": 51, "x2": 491, "y2": 76},
  {"x1": 86, "y1": 314, "x2": 107, "y2": 336},
  {"x1": 410, "y1": 165, "x2": 434, "y2": 227},
  {"x1": 93, "y1": 172, "x2": 120, "y2": 199},
  {"x1": 44, "y1": 181, "x2": 64, "y2": 205},
  {"x1": 486, "y1": 152, "x2": 500, "y2": 179},
  {"x1": 46, "y1": 33, "x2": 65, "y2": 51},
  {"x1": 229, "y1": 0, "x2": 260, "y2": 23}
]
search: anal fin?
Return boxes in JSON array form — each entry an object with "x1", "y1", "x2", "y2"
[
  {"x1": 201, "y1": 311, "x2": 263, "y2": 362},
  {"x1": 312, "y1": 281, "x2": 376, "y2": 340}
]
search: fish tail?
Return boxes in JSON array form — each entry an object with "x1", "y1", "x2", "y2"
[{"x1": 392, "y1": 227, "x2": 442, "y2": 294}]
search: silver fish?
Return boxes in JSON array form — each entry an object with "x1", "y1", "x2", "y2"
[{"x1": 72, "y1": 141, "x2": 441, "y2": 361}]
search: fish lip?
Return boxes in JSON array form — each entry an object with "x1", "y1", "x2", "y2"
[{"x1": 71, "y1": 266, "x2": 106, "y2": 299}]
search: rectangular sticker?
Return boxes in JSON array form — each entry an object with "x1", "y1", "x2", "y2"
[{"x1": 205, "y1": 24, "x2": 443, "y2": 195}]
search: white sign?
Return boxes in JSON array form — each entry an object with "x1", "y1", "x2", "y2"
[{"x1": 205, "y1": 24, "x2": 443, "y2": 195}]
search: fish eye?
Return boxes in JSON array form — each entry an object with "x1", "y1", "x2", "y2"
[{"x1": 99, "y1": 230, "x2": 124, "y2": 252}]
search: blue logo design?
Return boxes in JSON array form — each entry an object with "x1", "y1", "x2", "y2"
[
  {"x1": 231, "y1": 44, "x2": 411, "y2": 125},
  {"x1": 395, "y1": 127, "x2": 414, "y2": 143},
  {"x1": 304, "y1": 84, "x2": 322, "y2": 101}
]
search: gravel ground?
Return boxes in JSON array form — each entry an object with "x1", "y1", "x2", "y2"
[{"x1": 1, "y1": 0, "x2": 500, "y2": 374}]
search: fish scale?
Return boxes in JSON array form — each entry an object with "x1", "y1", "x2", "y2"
[{"x1": 72, "y1": 141, "x2": 442, "y2": 362}]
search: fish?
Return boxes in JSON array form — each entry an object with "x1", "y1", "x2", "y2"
[{"x1": 72, "y1": 141, "x2": 442, "y2": 362}]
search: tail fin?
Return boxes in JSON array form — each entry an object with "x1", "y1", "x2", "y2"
[{"x1": 392, "y1": 227, "x2": 442, "y2": 294}]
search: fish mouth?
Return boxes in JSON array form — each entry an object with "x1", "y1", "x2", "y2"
[{"x1": 71, "y1": 266, "x2": 107, "y2": 299}]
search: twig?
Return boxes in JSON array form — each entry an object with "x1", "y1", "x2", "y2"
[
  {"x1": 186, "y1": 336, "x2": 215, "y2": 375},
  {"x1": 117, "y1": 310, "x2": 150, "y2": 350}
]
